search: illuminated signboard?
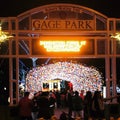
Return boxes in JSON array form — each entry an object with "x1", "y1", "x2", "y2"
[
  {"x1": 32, "y1": 36, "x2": 94, "y2": 56},
  {"x1": 40, "y1": 41, "x2": 86, "y2": 52}
]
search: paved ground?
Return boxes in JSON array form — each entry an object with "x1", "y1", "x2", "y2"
[{"x1": 0, "y1": 105, "x2": 119, "y2": 120}]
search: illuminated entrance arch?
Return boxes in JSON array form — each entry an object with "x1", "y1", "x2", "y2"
[
  {"x1": 1, "y1": 3, "x2": 119, "y2": 105},
  {"x1": 26, "y1": 62, "x2": 102, "y2": 93}
]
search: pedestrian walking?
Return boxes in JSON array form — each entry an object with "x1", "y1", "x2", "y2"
[
  {"x1": 18, "y1": 91, "x2": 33, "y2": 120},
  {"x1": 72, "y1": 91, "x2": 84, "y2": 118}
]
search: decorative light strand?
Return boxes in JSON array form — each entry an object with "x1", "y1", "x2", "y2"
[
  {"x1": 111, "y1": 32, "x2": 120, "y2": 40},
  {"x1": 25, "y1": 62, "x2": 103, "y2": 94},
  {"x1": 0, "y1": 24, "x2": 13, "y2": 44}
]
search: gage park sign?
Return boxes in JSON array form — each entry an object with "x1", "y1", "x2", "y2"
[{"x1": 32, "y1": 20, "x2": 94, "y2": 31}]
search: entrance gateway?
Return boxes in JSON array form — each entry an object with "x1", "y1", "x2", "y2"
[{"x1": 0, "y1": 3, "x2": 120, "y2": 105}]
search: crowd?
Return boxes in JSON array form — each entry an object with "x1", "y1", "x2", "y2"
[{"x1": 18, "y1": 90, "x2": 119, "y2": 120}]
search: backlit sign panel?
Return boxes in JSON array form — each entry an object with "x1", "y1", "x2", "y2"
[
  {"x1": 32, "y1": 36, "x2": 94, "y2": 56},
  {"x1": 40, "y1": 41, "x2": 86, "y2": 52}
]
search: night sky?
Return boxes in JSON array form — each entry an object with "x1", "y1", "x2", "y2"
[{"x1": 0, "y1": 0, "x2": 120, "y2": 18}]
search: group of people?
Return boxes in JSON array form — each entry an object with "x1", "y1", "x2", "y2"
[
  {"x1": 18, "y1": 91, "x2": 56, "y2": 120},
  {"x1": 18, "y1": 89, "x2": 105, "y2": 120},
  {"x1": 67, "y1": 90, "x2": 105, "y2": 120}
]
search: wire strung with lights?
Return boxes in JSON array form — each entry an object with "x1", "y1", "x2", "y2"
[
  {"x1": 0, "y1": 24, "x2": 13, "y2": 44},
  {"x1": 111, "y1": 32, "x2": 120, "y2": 40},
  {"x1": 25, "y1": 62, "x2": 103, "y2": 94}
]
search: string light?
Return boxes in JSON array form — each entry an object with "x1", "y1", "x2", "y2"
[
  {"x1": 26, "y1": 62, "x2": 103, "y2": 94},
  {"x1": 0, "y1": 24, "x2": 13, "y2": 44},
  {"x1": 111, "y1": 32, "x2": 120, "y2": 40}
]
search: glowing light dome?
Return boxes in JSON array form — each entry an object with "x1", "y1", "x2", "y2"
[{"x1": 26, "y1": 62, "x2": 103, "y2": 93}]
